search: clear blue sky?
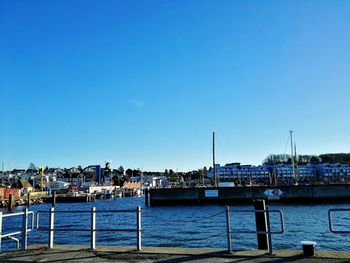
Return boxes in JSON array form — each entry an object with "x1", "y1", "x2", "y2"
[{"x1": 1, "y1": 0, "x2": 350, "y2": 171}]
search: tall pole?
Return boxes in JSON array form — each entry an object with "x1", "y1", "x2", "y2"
[
  {"x1": 1, "y1": 162, "x2": 4, "y2": 185},
  {"x1": 294, "y1": 143, "x2": 298, "y2": 179},
  {"x1": 213, "y1": 132, "x2": 217, "y2": 187},
  {"x1": 289, "y1": 131, "x2": 295, "y2": 179}
]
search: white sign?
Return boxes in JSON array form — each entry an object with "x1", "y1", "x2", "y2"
[
  {"x1": 264, "y1": 189, "x2": 283, "y2": 200},
  {"x1": 205, "y1": 190, "x2": 219, "y2": 198}
]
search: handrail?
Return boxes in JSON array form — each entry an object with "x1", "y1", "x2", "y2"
[
  {"x1": 0, "y1": 209, "x2": 33, "y2": 252},
  {"x1": 35, "y1": 207, "x2": 142, "y2": 251},
  {"x1": 35, "y1": 209, "x2": 138, "y2": 231},
  {"x1": 328, "y1": 208, "x2": 350, "y2": 233},
  {"x1": 226, "y1": 206, "x2": 285, "y2": 255},
  {"x1": 230, "y1": 209, "x2": 284, "y2": 234}
]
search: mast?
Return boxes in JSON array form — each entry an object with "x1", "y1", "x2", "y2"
[
  {"x1": 294, "y1": 143, "x2": 298, "y2": 179},
  {"x1": 289, "y1": 131, "x2": 296, "y2": 179},
  {"x1": 213, "y1": 131, "x2": 217, "y2": 187}
]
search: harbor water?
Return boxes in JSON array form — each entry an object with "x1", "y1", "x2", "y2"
[{"x1": 2, "y1": 197, "x2": 350, "y2": 252}]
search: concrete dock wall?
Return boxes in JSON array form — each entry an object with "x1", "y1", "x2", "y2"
[{"x1": 149, "y1": 184, "x2": 350, "y2": 205}]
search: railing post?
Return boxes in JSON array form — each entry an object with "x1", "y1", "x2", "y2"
[
  {"x1": 137, "y1": 206, "x2": 142, "y2": 251},
  {"x1": 48, "y1": 207, "x2": 55, "y2": 249},
  {"x1": 91, "y1": 207, "x2": 96, "y2": 250},
  {"x1": 225, "y1": 206, "x2": 232, "y2": 253},
  {"x1": 0, "y1": 211, "x2": 3, "y2": 253},
  {"x1": 21, "y1": 208, "x2": 28, "y2": 250},
  {"x1": 266, "y1": 206, "x2": 273, "y2": 256}
]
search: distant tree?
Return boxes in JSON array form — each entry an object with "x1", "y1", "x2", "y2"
[
  {"x1": 319, "y1": 153, "x2": 350, "y2": 164},
  {"x1": 263, "y1": 154, "x2": 290, "y2": 165},
  {"x1": 310, "y1": 156, "x2": 321, "y2": 164},
  {"x1": 28, "y1": 163, "x2": 37, "y2": 171},
  {"x1": 105, "y1": 162, "x2": 112, "y2": 172},
  {"x1": 117, "y1": 166, "x2": 125, "y2": 175},
  {"x1": 203, "y1": 167, "x2": 208, "y2": 178},
  {"x1": 132, "y1": 169, "x2": 141, "y2": 177},
  {"x1": 125, "y1": 169, "x2": 133, "y2": 177}
]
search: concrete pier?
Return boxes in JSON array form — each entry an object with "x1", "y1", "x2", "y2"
[
  {"x1": 0, "y1": 245, "x2": 350, "y2": 262},
  {"x1": 150, "y1": 184, "x2": 350, "y2": 205}
]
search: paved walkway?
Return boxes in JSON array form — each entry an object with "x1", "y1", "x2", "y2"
[{"x1": 1, "y1": 245, "x2": 350, "y2": 262}]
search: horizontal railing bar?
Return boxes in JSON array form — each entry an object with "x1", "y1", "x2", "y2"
[
  {"x1": 2, "y1": 211, "x2": 34, "y2": 218},
  {"x1": 36, "y1": 210, "x2": 137, "y2": 214},
  {"x1": 231, "y1": 209, "x2": 282, "y2": 213},
  {"x1": 36, "y1": 228, "x2": 138, "y2": 232},
  {"x1": 232, "y1": 230, "x2": 283, "y2": 234},
  {"x1": 2, "y1": 212, "x2": 24, "y2": 218},
  {"x1": 330, "y1": 230, "x2": 350, "y2": 234},
  {"x1": 329, "y1": 208, "x2": 350, "y2": 212},
  {"x1": 2, "y1": 231, "x2": 22, "y2": 237},
  {"x1": 1, "y1": 228, "x2": 33, "y2": 238}
]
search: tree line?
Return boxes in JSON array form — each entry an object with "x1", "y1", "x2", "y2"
[{"x1": 263, "y1": 153, "x2": 350, "y2": 165}]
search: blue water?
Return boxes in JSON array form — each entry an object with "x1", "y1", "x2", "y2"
[{"x1": 2, "y1": 197, "x2": 350, "y2": 252}]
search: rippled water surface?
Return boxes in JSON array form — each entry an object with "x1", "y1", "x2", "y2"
[{"x1": 2, "y1": 197, "x2": 350, "y2": 252}]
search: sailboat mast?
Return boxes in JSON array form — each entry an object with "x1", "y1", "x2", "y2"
[
  {"x1": 294, "y1": 142, "x2": 298, "y2": 178},
  {"x1": 289, "y1": 130, "x2": 296, "y2": 178},
  {"x1": 213, "y1": 132, "x2": 217, "y2": 187}
]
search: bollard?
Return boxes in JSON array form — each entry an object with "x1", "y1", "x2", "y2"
[
  {"x1": 27, "y1": 192, "x2": 31, "y2": 207},
  {"x1": 52, "y1": 191, "x2": 56, "y2": 207},
  {"x1": 301, "y1": 241, "x2": 316, "y2": 256},
  {"x1": 137, "y1": 206, "x2": 142, "y2": 251},
  {"x1": 9, "y1": 194, "x2": 15, "y2": 211},
  {"x1": 225, "y1": 206, "x2": 232, "y2": 253},
  {"x1": 145, "y1": 188, "x2": 149, "y2": 207},
  {"x1": 91, "y1": 207, "x2": 96, "y2": 250},
  {"x1": 21, "y1": 208, "x2": 28, "y2": 250},
  {"x1": 254, "y1": 199, "x2": 269, "y2": 250},
  {"x1": 48, "y1": 207, "x2": 55, "y2": 249}
]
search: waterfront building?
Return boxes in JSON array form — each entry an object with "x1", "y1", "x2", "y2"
[
  {"x1": 316, "y1": 163, "x2": 350, "y2": 182},
  {"x1": 208, "y1": 163, "x2": 271, "y2": 185}
]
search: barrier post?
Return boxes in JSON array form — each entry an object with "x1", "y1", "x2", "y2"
[
  {"x1": 266, "y1": 206, "x2": 273, "y2": 256},
  {"x1": 137, "y1": 206, "x2": 142, "y2": 251},
  {"x1": 91, "y1": 207, "x2": 96, "y2": 250},
  {"x1": 52, "y1": 191, "x2": 56, "y2": 207},
  {"x1": 254, "y1": 199, "x2": 269, "y2": 250},
  {"x1": 21, "y1": 208, "x2": 28, "y2": 250},
  {"x1": 27, "y1": 192, "x2": 31, "y2": 207},
  {"x1": 9, "y1": 194, "x2": 15, "y2": 211},
  {"x1": 225, "y1": 206, "x2": 232, "y2": 252},
  {"x1": 48, "y1": 207, "x2": 55, "y2": 249},
  {"x1": 145, "y1": 188, "x2": 149, "y2": 207},
  {"x1": 0, "y1": 211, "x2": 2, "y2": 253}
]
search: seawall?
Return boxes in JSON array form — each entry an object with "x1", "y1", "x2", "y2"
[{"x1": 149, "y1": 184, "x2": 350, "y2": 205}]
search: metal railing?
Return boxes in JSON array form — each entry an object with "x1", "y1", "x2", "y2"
[
  {"x1": 36, "y1": 206, "x2": 142, "y2": 251},
  {"x1": 0, "y1": 208, "x2": 34, "y2": 252},
  {"x1": 328, "y1": 208, "x2": 350, "y2": 234},
  {"x1": 226, "y1": 206, "x2": 284, "y2": 255}
]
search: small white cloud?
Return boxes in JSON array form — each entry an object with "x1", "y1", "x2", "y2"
[{"x1": 129, "y1": 99, "x2": 143, "y2": 109}]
